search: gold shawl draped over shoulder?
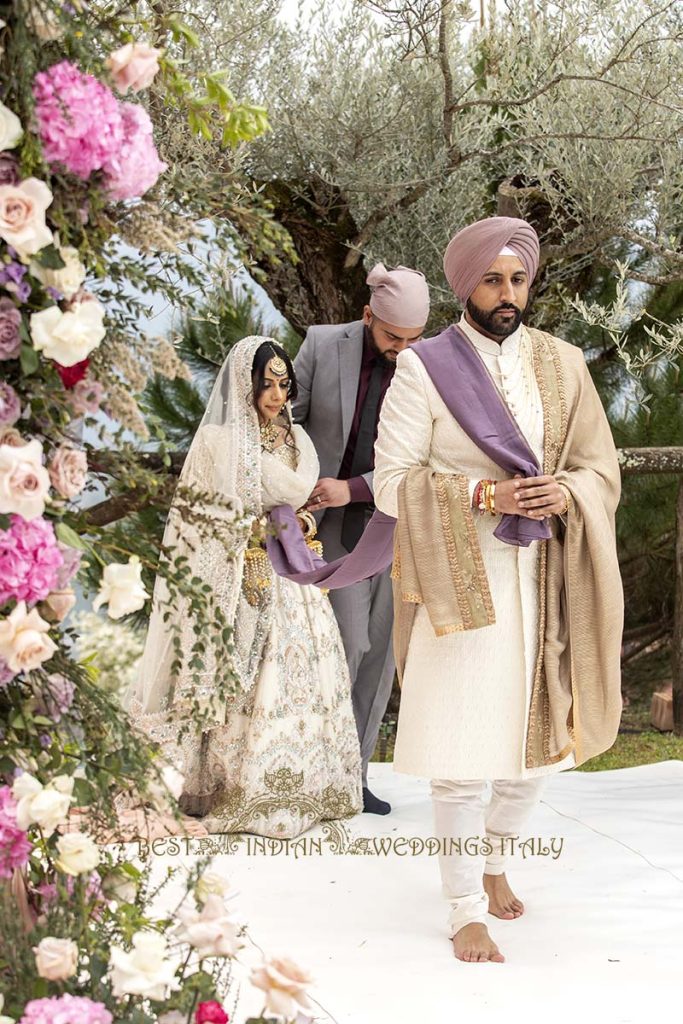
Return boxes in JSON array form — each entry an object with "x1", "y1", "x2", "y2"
[{"x1": 392, "y1": 328, "x2": 623, "y2": 770}]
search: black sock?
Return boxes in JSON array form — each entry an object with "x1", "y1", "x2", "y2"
[{"x1": 362, "y1": 786, "x2": 391, "y2": 815}]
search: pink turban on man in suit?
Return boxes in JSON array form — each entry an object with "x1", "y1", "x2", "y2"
[
  {"x1": 367, "y1": 263, "x2": 430, "y2": 329},
  {"x1": 443, "y1": 217, "x2": 540, "y2": 304}
]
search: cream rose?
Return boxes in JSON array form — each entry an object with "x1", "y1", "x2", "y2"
[
  {"x1": 174, "y1": 894, "x2": 242, "y2": 959},
  {"x1": 0, "y1": 178, "x2": 53, "y2": 259},
  {"x1": 55, "y1": 831, "x2": 101, "y2": 876},
  {"x1": 250, "y1": 955, "x2": 315, "y2": 1020},
  {"x1": 12, "y1": 772, "x2": 74, "y2": 835},
  {"x1": 0, "y1": 440, "x2": 50, "y2": 520},
  {"x1": 106, "y1": 42, "x2": 161, "y2": 93},
  {"x1": 33, "y1": 937, "x2": 79, "y2": 981},
  {"x1": 0, "y1": 101, "x2": 22, "y2": 151},
  {"x1": 30, "y1": 242, "x2": 86, "y2": 298},
  {"x1": 109, "y1": 931, "x2": 179, "y2": 1000},
  {"x1": 93, "y1": 555, "x2": 149, "y2": 620},
  {"x1": 48, "y1": 446, "x2": 88, "y2": 499},
  {"x1": 0, "y1": 427, "x2": 26, "y2": 448},
  {"x1": 30, "y1": 299, "x2": 106, "y2": 367},
  {"x1": 0, "y1": 601, "x2": 57, "y2": 674}
]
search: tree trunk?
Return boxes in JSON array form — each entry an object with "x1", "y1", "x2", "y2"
[
  {"x1": 672, "y1": 478, "x2": 683, "y2": 735},
  {"x1": 250, "y1": 178, "x2": 370, "y2": 334}
]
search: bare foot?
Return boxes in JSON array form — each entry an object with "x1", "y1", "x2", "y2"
[
  {"x1": 483, "y1": 872, "x2": 524, "y2": 919},
  {"x1": 452, "y1": 922, "x2": 505, "y2": 963}
]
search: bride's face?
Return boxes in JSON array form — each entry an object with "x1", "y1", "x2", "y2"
[{"x1": 254, "y1": 360, "x2": 291, "y2": 423}]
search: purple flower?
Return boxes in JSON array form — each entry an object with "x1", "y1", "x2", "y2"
[
  {"x1": 0, "y1": 784, "x2": 32, "y2": 878},
  {"x1": 0, "y1": 381, "x2": 21, "y2": 427},
  {"x1": 35, "y1": 672, "x2": 75, "y2": 722},
  {"x1": 0, "y1": 658, "x2": 16, "y2": 687},
  {"x1": 33, "y1": 61, "x2": 125, "y2": 180},
  {"x1": 0, "y1": 514, "x2": 64, "y2": 605},
  {"x1": 0, "y1": 152, "x2": 20, "y2": 187},
  {"x1": 0, "y1": 296, "x2": 22, "y2": 360},
  {"x1": 0, "y1": 259, "x2": 31, "y2": 303},
  {"x1": 55, "y1": 542, "x2": 82, "y2": 588},
  {"x1": 103, "y1": 102, "x2": 167, "y2": 201},
  {"x1": 20, "y1": 996, "x2": 113, "y2": 1024}
]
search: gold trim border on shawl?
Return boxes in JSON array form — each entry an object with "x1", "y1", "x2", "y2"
[
  {"x1": 435, "y1": 473, "x2": 472, "y2": 629},
  {"x1": 525, "y1": 328, "x2": 570, "y2": 768}
]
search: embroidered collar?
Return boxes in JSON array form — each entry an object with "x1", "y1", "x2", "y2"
[{"x1": 458, "y1": 313, "x2": 523, "y2": 358}]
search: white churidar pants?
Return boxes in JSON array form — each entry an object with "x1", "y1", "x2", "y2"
[{"x1": 431, "y1": 776, "x2": 549, "y2": 936}]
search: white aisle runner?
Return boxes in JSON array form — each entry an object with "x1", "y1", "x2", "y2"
[{"x1": 144, "y1": 761, "x2": 683, "y2": 1024}]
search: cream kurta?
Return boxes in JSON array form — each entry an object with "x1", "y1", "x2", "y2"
[{"x1": 373, "y1": 316, "x2": 575, "y2": 780}]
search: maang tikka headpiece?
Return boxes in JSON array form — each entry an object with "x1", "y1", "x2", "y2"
[{"x1": 268, "y1": 347, "x2": 287, "y2": 376}]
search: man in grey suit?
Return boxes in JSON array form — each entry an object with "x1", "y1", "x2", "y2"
[{"x1": 292, "y1": 264, "x2": 430, "y2": 814}]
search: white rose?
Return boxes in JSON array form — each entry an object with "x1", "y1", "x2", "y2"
[
  {"x1": 30, "y1": 299, "x2": 106, "y2": 367},
  {"x1": 0, "y1": 994, "x2": 15, "y2": 1024},
  {"x1": 30, "y1": 242, "x2": 86, "y2": 298},
  {"x1": 93, "y1": 556, "x2": 149, "y2": 620},
  {"x1": 12, "y1": 772, "x2": 74, "y2": 835},
  {"x1": 33, "y1": 936, "x2": 79, "y2": 981},
  {"x1": 174, "y1": 894, "x2": 242, "y2": 959},
  {"x1": 0, "y1": 178, "x2": 52, "y2": 259},
  {"x1": 109, "y1": 931, "x2": 179, "y2": 1001},
  {"x1": 250, "y1": 955, "x2": 315, "y2": 1020},
  {"x1": 0, "y1": 602, "x2": 57, "y2": 674},
  {"x1": 0, "y1": 101, "x2": 22, "y2": 150},
  {"x1": 195, "y1": 869, "x2": 231, "y2": 906},
  {"x1": 55, "y1": 831, "x2": 101, "y2": 876},
  {"x1": 0, "y1": 440, "x2": 51, "y2": 520}
]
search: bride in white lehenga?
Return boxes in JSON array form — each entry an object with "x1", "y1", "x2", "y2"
[{"x1": 126, "y1": 336, "x2": 362, "y2": 839}]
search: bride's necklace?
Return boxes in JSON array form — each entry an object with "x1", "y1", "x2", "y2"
[{"x1": 259, "y1": 419, "x2": 280, "y2": 452}]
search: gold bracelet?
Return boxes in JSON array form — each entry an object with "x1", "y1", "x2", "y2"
[{"x1": 558, "y1": 484, "x2": 571, "y2": 516}]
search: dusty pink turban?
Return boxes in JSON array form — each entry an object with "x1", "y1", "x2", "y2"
[
  {"x1": 443, "y1": 217, "x2": 540, "y2": 304},
  {"x1": 367, "y1": 263, "x2": 430, "y2": 329}
]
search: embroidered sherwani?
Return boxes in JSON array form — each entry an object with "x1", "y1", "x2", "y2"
[{"x1": 373, "y1": 316, "x2": 576, "y2": 780}]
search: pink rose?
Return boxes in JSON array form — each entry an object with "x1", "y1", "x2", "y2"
[
  {"x1": 0, "y1": 427, "x2": 26, "y2": 448},
  {"x1": 48, "y1": 445, "x2": 88, "y2": 499},
  {"x1": 0, "y1": 439, "x2": 51, "y2": 520},
  {"x1": 0, "y1": 297, "x2": 22, "y2": 360},
  {"x1": 0, "y1": 178, "x2": 53, "y2": 259},
  {"x1": 250, "y1": 956, "x2": 315, "y2": 1020},
  {"x1": 106, "y1": 42, "x2": 161, "y2": 94},
  {"x1": 0, "y1": 382, "x2": 20, "y2": 426},
  {"x1": 68, "y1": 377, "x2": 105, "y2": 416},
  {"x1": 41, "y1": 588, "x2": 76, "y2": 623},
  {"x1": 195, "y1": 1002, "x2": 229, "y2": 1024}
]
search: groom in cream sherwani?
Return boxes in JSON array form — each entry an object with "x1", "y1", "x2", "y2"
[{"x1": 373, "y1": 217, "x2": 623, "y2": 962}]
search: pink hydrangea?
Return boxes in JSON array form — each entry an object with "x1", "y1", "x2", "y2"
[
  {"x1": 0, "y1": 514, "x2": 64, "y2": 605},
  {"x1": 103, "y1": 102, "x2": 167, "y2": 201},
  {"x1": 20, "y1": 996, "x2": 113, "y2": 1024},
  {"x1": 33, "y1": 61, "x2": 125, "y2": 180},
  {"x1": 0, "y1": 784, "x2": 32, "y2": 878}
]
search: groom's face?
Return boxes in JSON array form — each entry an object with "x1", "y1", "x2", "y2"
[{"x1": 466, "y1": 255, "x2": 529, "y2": 339}]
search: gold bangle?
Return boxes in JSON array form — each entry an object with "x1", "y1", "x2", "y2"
[{"x1": 558, "y1": 484, "x2": 571, "y2": 516}]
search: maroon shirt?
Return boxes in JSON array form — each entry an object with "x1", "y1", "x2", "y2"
[{"x1": 339, "y1": 327, "x2": 395, "y2": 503}]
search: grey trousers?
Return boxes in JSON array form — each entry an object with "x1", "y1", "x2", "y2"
[{"x1": 317, "y1": 507, "x2": 396, "y2": 787}]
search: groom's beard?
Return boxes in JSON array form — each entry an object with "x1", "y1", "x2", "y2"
[{"x1": 466, "y1": 298, "x2": 525, "y2": 338}]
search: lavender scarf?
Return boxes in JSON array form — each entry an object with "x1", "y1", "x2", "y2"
[{"x1": 266, "y1": 324, "x2": 549, "y2": 588}]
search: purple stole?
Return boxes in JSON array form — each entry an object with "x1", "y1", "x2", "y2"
[{"x1": 266, "y1": 324, "x2": 550, "y2": 589}]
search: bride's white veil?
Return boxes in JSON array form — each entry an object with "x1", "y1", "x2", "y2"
[{"x1": 127, "y1": 335, "x2": 277, "y2": 722}]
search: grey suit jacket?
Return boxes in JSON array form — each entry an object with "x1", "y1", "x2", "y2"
[{"x1": 291, "y1": 320, "x2": 374, "y2": 496}]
